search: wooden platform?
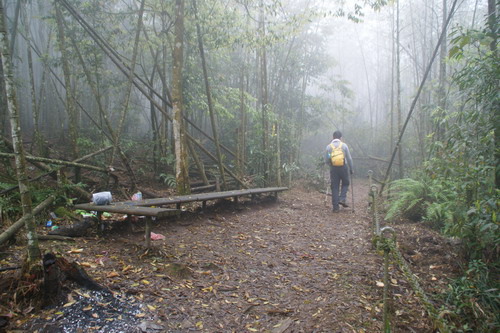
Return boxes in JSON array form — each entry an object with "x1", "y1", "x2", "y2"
[
  {"x1": 73, "y1": 187, "x2": 288, "y2": 247},
  {"x1": 73, "y1": 203, "x2": 179, "y2": 219},
  {"x1": 120, "y1": 187, "x2": 288, "y2": 209}
]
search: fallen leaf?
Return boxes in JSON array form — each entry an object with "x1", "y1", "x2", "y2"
[
  {"x1": 376, "y1": 281, "x2": 384, "y2": 287},
  {"x1": 107, "y1": 271, "x2": 119, "y2": 278},
  {"x1": 68, "y1": 248, "x2": 84, "y2": 254}
]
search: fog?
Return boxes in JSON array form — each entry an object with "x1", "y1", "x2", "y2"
[{"x1": 0, "y1": 0, "x2": 491, "y2": 181}]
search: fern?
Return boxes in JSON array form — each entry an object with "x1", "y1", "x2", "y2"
[
  {"x1": 385, "y1": 178, "x2": 426, "y2": 222},
  {"x1": 159, "y1": 173, "x2": 176, "y2": 188}
]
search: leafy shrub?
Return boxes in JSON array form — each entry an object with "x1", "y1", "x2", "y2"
[
  {"x1": 446, "y1": 196, "x2": 499, "y2": 264},
  {"x1": 445, "y1": 260, "x2": 499, "y2": 332}
]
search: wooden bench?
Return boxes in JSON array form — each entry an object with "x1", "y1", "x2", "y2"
[
  {"x1": 74, "y1": 187, "x2": 287, "y2": 248},
  {"x1": 120, "y1": 187, "x2": 288, "y2": 210},
  {"x1": 73, "y1": 203, "x2": 180, "y2": 248}
]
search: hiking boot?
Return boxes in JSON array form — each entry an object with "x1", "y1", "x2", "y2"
[
  {"x1": 339, "y1": 201, "x2": 349, "y2": 207},
  {"x1": 332, "y1": 208, "x2": 340, "y2": 213}
]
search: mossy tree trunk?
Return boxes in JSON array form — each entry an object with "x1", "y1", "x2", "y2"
[
  {"x1": 172, "y1": 0, "x2": 190, "y2": 195},
  {"x1": 0, "y1": 1, "x2": 41, "y2": 267}
]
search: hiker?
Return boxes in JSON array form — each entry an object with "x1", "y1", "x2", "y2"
[{"x1": 325, "y1": 130, "x2": 353, "y2": 212}]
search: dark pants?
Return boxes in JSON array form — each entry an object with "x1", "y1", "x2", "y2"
[{"x1": 330, "y1": 165, "x2": 350, "y2": 211}]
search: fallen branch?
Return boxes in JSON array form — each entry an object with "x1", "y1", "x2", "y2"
[
  {"x1": 38, "y1": 235, "x2": 75, "y2": 242},
  {"x1": 0, "y1": 196, "x2": 55, "y2": 246},
  {"x1": 0, "y1": 152, "x2": 117, "y2": 176},
  {"x1": 1, "y1": 137, "x2": 91, "y2": 199},
  {"x1": 0, "y1": 266, "x2": 21, "y2": 272},
  {"x1": 1, "y1": 146, "x2": 113, "y2": 195}
]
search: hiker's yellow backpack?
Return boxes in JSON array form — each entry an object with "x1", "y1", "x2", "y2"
[{"x1": 329, "y1": 143, "x2": 345, "y2": 166}]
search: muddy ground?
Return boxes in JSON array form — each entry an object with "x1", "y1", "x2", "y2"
[{"x1": 0, "y1": 179, "x2": 461, "y2": 332}]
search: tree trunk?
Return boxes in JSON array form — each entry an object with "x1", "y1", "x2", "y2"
[
  {"x1": 437, "y1": 0, "x2": 448, "y2": 141},
  {"x1": 487, "y1": 0, "x2": 498, "y2": 189},
  {"x1": 396, "y1": 0, "x2": 403, "y2": 179},
  {"x1": 55, "y1": 1, "x2": 80, "y2": 182},
  {"x1": 0, "y1": 1, "x2": 41, "y2": 265},
  {"x1": 111, "y1": 0, "x2": 146, "y2": 170},
  {"x1": 237, "y1": 68, "x2": 247, "y2": 180},
  {"x1": 193, "y1": 0, "x2": 227, "y2": 190},
  {"x1": 172, "y1": 0, "x2": 190, "y2": 195},
  {"x1": 259, "y1": 0, "x2": 270, "y2": 184},
  {"x1": 22, "y1": 3, "x2": 44, "y2": 156}
]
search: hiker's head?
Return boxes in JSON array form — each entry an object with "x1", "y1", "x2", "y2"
[{"x1": 333, "y1": 130, "x2": 342, "y2": 139}]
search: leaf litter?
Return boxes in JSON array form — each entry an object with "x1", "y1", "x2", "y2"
[{"x1": 1, "y1": 180, "x2": 461, "y2": 332}]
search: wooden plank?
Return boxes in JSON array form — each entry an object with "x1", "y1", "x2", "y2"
[
  {"x1": 120, "y1": 187, "x2": 288, "y2": 207},
  {"x1": 73, "y1": 203, "x2": 179, "y2": 219}
]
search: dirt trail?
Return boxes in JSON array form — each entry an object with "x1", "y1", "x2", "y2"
[{"x1": 2, "y1": 179, "x2": 456, "y2": 332}]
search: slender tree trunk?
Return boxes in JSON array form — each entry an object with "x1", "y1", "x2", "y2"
[
  {"x1": 9, "y1": 0, "x2": 21, "y2": 56},
  {"x1": 112, "y1": 0, "x2": 146, "y2": 167},
  {"x1": 396, "y1": 0, "x2": 403, "y2": 179},
  {"x1": 55, "y1": 1, "x2": 79, "y2": 181},
  {"x1": 172, "y1": 0, "x2": 190, "y2": 194},
  {"x1": 193, "y1": 0, "x2": 227, "y2": 190},
  {"x1": 23, "y1": 2, "x2": 44, "y2": 156},
  {"x1": 237, "y1": 67, "x2": 247, "y2": 180},
  {"x1": 259, "y1": 0, "x2": 269, "y2": 184},
  {"x1": 437, "y1": 0, "x2": 448, "y2": 141},
  {"x1": 0, "y1": 52, "x2": 7, "y2": 136},
  {"x1": 0, "y1": 1, "x2": 41, "y2": 265},
  {"x1": 390, "y1": 3, "x2": 395, "y2": 159},
  {"x1": 275, "y1": 121, "x2": 281, "y2": 187},
  {"x1": 187, "y1": 139, "x2": 209, "y2": 185},
  {"x1": 487, "y1": 0, "x2": 499, "y2": 188}
]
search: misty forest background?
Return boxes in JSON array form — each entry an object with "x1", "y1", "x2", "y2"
[{"x1": 0, "y1": 0, "x2": 498, "y2": 330}]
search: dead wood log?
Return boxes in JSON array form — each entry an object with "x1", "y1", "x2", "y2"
[
  {"x1": 0, "y1": 195, "x2": 55, "y2": 246},
  {"x1": 42, "y1": 253, "x2": 106, "y2": 305},
  {"x1": 38, "y1": 235, "x2": 75, "y2": 242},
  {"x1": 48, "y1": 219, "x2": 93, "y2": 237},
  {"x1": 54, "y1": 255, "x2": 106, "y2": 291}
]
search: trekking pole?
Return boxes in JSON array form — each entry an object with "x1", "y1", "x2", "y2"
[
  {"x1": 324, "y1": 166, "x2": 329, "y2": 206},
  {"x1": 350, "y1": 172, "x2": 355, "y2": 213}
]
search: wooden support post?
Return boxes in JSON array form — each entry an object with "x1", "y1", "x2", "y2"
[
  {"x1": 215, "y1": 176, "x2": 220, "y2": 192},
  {"x1": 176, "y1": 203, "x2": 181, "y2": 210},
  {"x1": 97, "y1": 211, "x2": 103, "y2": 234},
  {"x1": 202, "y1": 201, "x2": 207, "y2": 210},
  {"x1": 145, "y1": 216, "x2": 151, "y2": 248},
  {"x1": 233, "y1": 196, "x2": 238, "y2": 204}
]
